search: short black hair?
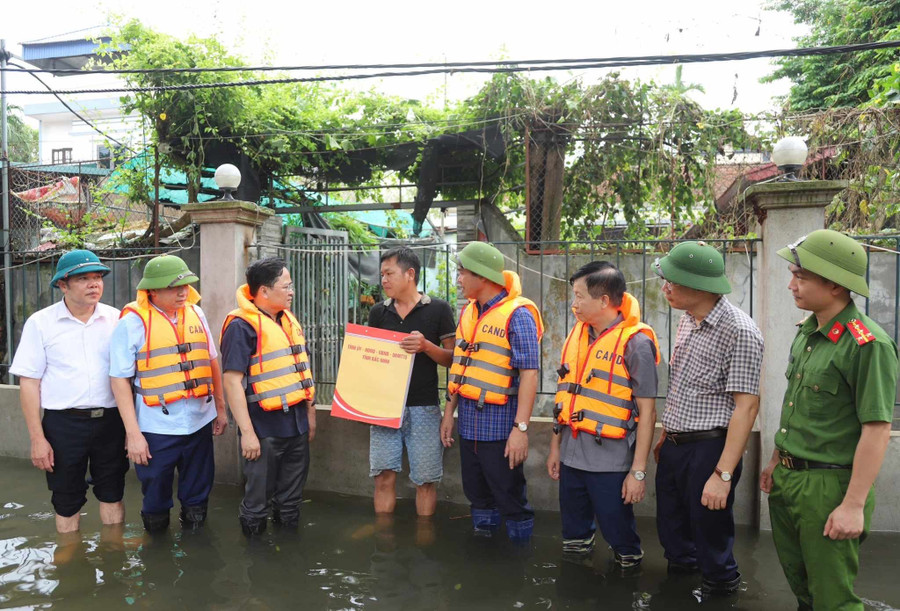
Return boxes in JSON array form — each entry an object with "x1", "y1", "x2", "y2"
[
  {"x1": 569, "y1": 261, "x2": 626, "y2": 307},
  {"x1": 380, "y1": 246, "x2": 421, "y2": 283},
  {"x1": 247, "y1": 257, "x2": 288, "y2": 297}
]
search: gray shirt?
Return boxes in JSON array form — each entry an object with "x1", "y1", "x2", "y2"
[{"x1": 559, "y1": 316, "x2": 659, "y2": 473}]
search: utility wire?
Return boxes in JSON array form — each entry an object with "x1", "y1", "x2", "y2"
[
  {"x1": 4, "y1": 40, "x2": 899, "y2": 76},
  {"x1": 5, "y1": 41, "x2": 900, "y2": 95},
  {"x1": 9, "y1": 61, "x2": 136, "y2": 152}
]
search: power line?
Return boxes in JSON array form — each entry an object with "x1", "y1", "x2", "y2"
[
  {"x1": 4, "y1": 40, "x2": 899, "y2": 77},
  {"x1": 4, "y1": 41, "x2": 900, "y2": 95},
  {"x1": 9, "y1": 61, "x2": 136, "y2": 153}
]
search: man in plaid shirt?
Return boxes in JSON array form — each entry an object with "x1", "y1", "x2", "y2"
[
  {"x1": 441, "y1": 242, "x2": 543, "y2": 541},
  {"x1": 653, "y1": 242, "x2": 763, "y2": 598}
]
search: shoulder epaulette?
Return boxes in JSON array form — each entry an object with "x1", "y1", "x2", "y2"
[{"x1": 847, "y1": 318, "x2": 876, "y2": 346}]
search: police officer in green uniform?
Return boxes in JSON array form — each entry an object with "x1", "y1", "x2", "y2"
[{"x1": 760, "y1": 229, "x2": 898, "y2": 611}]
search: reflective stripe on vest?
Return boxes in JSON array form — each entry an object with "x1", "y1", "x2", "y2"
[
  {"x1": 122, "y1": 303, "x2": 213, "y2": 409},
  {"x1": 447, "y1": 295, "x2": 541, "y2": 407},
  {"x1": 222, "y1": 287, "x2": 315, "y2": 412},
  {"x1": 554, "y1": 320, "x2": 659, "y2": 443}
]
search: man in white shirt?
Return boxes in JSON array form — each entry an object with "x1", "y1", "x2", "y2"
[{"x1": 10, "y1": 250, "x2": 127, "y2": 534}]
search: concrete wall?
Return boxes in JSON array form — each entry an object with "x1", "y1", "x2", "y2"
[{"x1": 2, "y1": 384, "x2": 898, "y2": 530}]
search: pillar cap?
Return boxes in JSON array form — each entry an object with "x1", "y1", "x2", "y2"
[
  {"x1": 744, "y1": 180, "x2": 848, "y2": 211},
  {"x1": 182, "y1": 200, "x2": 274, "y2": 226}
]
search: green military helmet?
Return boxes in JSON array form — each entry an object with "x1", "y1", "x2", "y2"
[
  {"x1": 50, "y1": 249, "x2": 110, "y2": 288},
  {"x1": 777, "y1": 229, "x2": 868, "y2": 297},
  {"x1": 458, "y1": 241, "x2": 506, "y2": 286},
  {"x1": 137, "y1": 255, "x2": 199, "y2": 290},
  {"x1": 654, "y1": 241, "x2": 731, "y2": 294}
]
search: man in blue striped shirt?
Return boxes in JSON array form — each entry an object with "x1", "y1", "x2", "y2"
[{"x1": 441, "y1": 242, "x2": 543, "y2": 541}]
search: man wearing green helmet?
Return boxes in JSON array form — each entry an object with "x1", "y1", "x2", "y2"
[
  {"x1": 10, "y1": 249, "x2": 126, "y2": 534},
  {"x1": 440, "y1": 241, "x2": 544, "y2": 541},
  {"x1": 760, "y1": 230, "x2": 898, "y2": 610},
  {"x1": 653, "y1": 241, "x2": 764, "y2": 598},
  {"x1": 110, "y1": 255, "x2": 227, "y2": 534}
]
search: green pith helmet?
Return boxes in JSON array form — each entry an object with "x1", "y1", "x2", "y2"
[
  {"x1": 654, "y1": 241, "x2": 732, "y2": 294},
  {"x1": 51, "y1": 249, "x2": 110, "y2": 288},
  {"x1": 777, "y1": 229, "x2": 868, "y2": 297},
  {"x1": 137, "y1": 255, "x2": 199, "y2": 290},
  {"x1": 457, "y1": 242, "x2": 505, "y2": 286}
]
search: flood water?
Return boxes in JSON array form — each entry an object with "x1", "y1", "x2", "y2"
[{"x1": 0, "y1": 457, "x2": 898, "y2": 610}]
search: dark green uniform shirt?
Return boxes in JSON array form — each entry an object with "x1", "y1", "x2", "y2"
[{"x1": 775, "y1": 301, "x2": 898, "y2": 466}]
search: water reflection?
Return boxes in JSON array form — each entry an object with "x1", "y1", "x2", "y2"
[{"x1": 0, "y1": 457, "x2": 898, "y2": 610}]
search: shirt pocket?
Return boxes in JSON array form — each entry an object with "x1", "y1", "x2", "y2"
[{"x1": 798, "y1": 369, "x2": 840, "y2": 417}]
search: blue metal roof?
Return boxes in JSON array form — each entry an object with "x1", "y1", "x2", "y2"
[{"x1": 21, "y1": 37, "x2": 129, "y2": 72}]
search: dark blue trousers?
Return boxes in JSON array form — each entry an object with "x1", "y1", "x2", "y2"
[
  {"x1": 655, "y1": 435, "x2": 742, "y2": 583},
  {"x1": 559, "y1": 464, "x2": 641, "y2": 556},
  {"x1": 135, "y1": 422, "x2": 215, "y2": 515},
  {"x1": 460, "y1": 438, "x2": 533, "y2": 522}
]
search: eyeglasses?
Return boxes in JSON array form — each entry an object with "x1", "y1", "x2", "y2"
[{"x1": 273, "y1": 283, "x2": 294, "y2": 292}]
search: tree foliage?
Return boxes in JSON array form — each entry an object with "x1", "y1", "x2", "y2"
[
  {"x1": 764, "y1": 0, "x2": 900, "y2": 111},
  {"x1": 6, "y1": 106, "x2": 39, "y2": 163}
]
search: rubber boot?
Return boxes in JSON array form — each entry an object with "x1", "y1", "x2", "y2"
[
  {"x1": 180, "y1": 504, "x2": 208, "y2": 531},
  {"x1": 613, "y1": 549, "x2": 644, "y2": 574},
  {"x1": 239, "y1": 516, "x2": 267, "y2": 537},
  {"x1": 471, "y1": 508, "x2": 500, "y2": 536},
  {"x1": 562, "y1": 532, "x2": 596, "y2": 556},
  {"x1": 272, "y1": 509, "x2": 299, "y2": 530},
  {"x1": 505, "y1": 517, "x2": 534, "y2": 542},
  {"x1": 141, "y1": 511, "x2": 170, "y2": 534},
  {"x1": 699, "y1": 572, "x2": 742, "y2": 597}
]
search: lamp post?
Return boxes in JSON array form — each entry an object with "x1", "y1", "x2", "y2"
[
  {"x1": 214, "y1": 164, "x2": 241, "y2": 201},
  {"x1": 772, "y1": 136, "x2": 809, "y2": 181}
]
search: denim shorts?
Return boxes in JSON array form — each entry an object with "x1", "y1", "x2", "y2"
[{"x1": 369, "y1": 404, "x2": 443, "y2": 486}]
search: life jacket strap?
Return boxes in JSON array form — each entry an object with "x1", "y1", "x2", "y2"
[
  {"x1": 136, "y1": 358, "x2": 211, "y2": 377},
  {"x1": 138, "y1": 341, "x2": 209, "y2": 359},
  {"x1": 247, "y1": 361, "x2": 310, "y2": 384},
  {"x1": 135, "y1": 376, "x2": 213, "y2": 397}
]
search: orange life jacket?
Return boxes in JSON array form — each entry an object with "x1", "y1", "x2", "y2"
[
  {"x1": 121, "y1": 286, "x2": 212, "y2": 412},
  {"x1": 554, "y1": 292, "x2": 660, "y2": 444},
  {"x1": 448, "y1": 271, "x2": 544, "y2": 407},
  {"x1": 221, "y1": 284, "x2": 315, "y2": 412}
]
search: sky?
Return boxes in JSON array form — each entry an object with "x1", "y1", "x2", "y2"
[{"x1": 3, "y1": 0, "x2": 807, "y2": 121}]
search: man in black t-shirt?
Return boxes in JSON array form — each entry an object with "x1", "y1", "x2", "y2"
[{"x1": 368, "y1": 247, "x2": 456, "y2": 517}]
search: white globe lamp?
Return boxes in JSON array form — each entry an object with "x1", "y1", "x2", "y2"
[
  {"x1": 214, "y1": 164, "x2": 241, "y2": 200},
  {"x1": 772, "y1": 137, "x2": 808, "y2": 181}
]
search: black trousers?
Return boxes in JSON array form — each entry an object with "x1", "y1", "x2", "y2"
[
  {"x1": 240, "y1": 433, "x2": 310, "y2": 522},
  {"x1": 459, "y1": 438, "x2": 533, "y2": 522},
  {"x1": 655, "y1": 435, "x2": 742, "y2": 583},
  {"x1": 42, "y1": 408, "x2": 129, "y2": 517}
]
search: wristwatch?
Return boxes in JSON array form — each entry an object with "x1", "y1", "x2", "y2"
[
  {"x1": 715, "y1": 467, "x2": 732, "y2": 482},
  {"x1": 514, "y1": 421, "x2": 529, "y2": 433},
  {"x1": 632, "y1": 470, "x2": 646, "y2": 481}
]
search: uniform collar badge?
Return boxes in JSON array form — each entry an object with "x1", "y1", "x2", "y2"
[{"x1": 827, "y1": 321, "x2": 845, "y2": 344}]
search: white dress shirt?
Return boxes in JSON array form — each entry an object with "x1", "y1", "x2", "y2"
[{"x1": 10, "y1": 299, "x2": 120, "y2": 410}]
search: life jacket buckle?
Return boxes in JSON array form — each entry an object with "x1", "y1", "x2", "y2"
[
  {"x1": 556, "y1": 363, "x2": 570, "y2": 378},
  {"x1": 585, "y1": 372, "x2": 594, "y2": 384},
  {"x1": 458, "y1": 339, "x2": 470, "y2": 352},
  {"x1": 569, "y1": 383, "x2": 583, "y2": 396},
  {"x1": 552, "y1": 404, "x2": 563, "y2": 419},
  {"x1": 290, "y1": 345, "x2": 303, "y2": 355},
  {"x1": 178, "y1": 361, "x2": 195, "y2": 372},
  {"x1": 552, "y1": 423, "x2": 562, "y2": 435},
  {"x1": 183, "y1": 378, "x2": 200, "y2": 390},
  {"x1": 176, "y1": 342, "x2": 191, "y2": 354},
  {"x1": 469, "y1": 343, "x2": 481, "y2": 353},
  {"x1": 594, "y1": 434, "x2": 603, "y2": 446},
  {"x1": 573, "y1": 410, "x2": 586, "y2": 422}
]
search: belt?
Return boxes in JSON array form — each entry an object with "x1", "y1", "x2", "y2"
[
  {"x1": 778, "y1": 451, "x2": 850, "y2": 471},
  {"x1": 62, "y1": 407, "x2": 116, "y2": 419},
  {"x1": 666, "y1": 428, "x2": 728, "y2": 445}
]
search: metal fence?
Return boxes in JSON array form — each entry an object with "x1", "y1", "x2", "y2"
[
  {"x1": 8, "y1": 160, "x2": 183, "y2": 251},
  {"x1": 0, "y1": 244, "x2": 199, "y2": 379}
]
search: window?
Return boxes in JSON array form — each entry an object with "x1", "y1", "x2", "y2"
[{"x1": 51, "y1": 148, "x2": 73, "y2": 164}]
